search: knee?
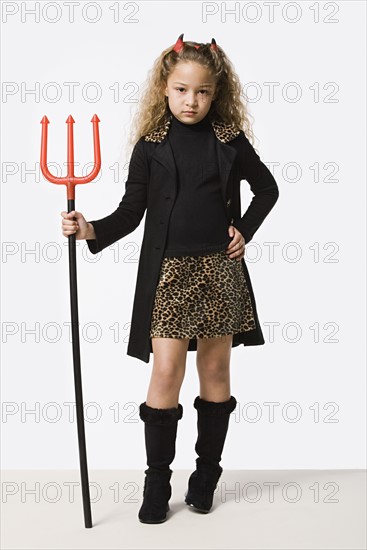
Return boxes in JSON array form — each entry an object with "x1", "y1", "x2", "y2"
[
  {"x1": 152, "y1": 361, "x2": 185, "y2": 391},
  {"x1": 197, "y1": 359, "x2": 229, "y2": 383}
]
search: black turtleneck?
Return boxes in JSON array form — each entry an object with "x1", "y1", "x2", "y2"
[{"x1": 163, "y1": 109, "x2": 233, "y2": 257}]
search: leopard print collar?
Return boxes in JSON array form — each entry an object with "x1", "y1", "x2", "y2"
[{"x1": 144, "y1": 114, "x2": 241, "y2": 144}]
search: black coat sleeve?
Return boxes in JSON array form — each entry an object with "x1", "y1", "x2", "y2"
[
  {"x1": 232, "y1": 130, "x2": 279, "y2": 244},
  {"x1": 86, "y1": 137, "x2": 148, "y2": 254}
]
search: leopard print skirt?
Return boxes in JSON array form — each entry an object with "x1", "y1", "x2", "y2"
[{"x1": 150, "y1": 249, "x2": 256, "y2": 340}]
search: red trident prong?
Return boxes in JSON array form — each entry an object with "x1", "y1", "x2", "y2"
[{"x1": 40, "y1": 114, "x2": 101, "y2": 200}]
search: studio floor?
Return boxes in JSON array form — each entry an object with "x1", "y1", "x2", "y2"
[{"x1": 1, "y1": 469, "x2": 366, "y2": 549}]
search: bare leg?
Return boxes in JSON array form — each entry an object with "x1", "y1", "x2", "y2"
[
  {"x1": 196, "y1": 334, "x2": 233, "y2": 402},
  {"x1": 146, "y1": 337, "x2": 190, "y2": 408},
  {"x1": 184, "y1": 334, "x2": 235, "y2": 513}
]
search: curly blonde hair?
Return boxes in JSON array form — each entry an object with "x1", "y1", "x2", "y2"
[{"x1": 125, "y1": 37, "x2": 257, "y2": 159}]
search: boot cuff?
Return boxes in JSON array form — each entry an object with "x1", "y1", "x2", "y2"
[
  {"x1": 193, "y1": 395, "x2": 237, "y2": 415},
  {"x1": 139, "y1": 402, "x2": 183, "y2": 425}
]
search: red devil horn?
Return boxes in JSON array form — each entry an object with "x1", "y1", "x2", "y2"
[
  {"x1": 211, "y1": 38, "x2": 218, "y2": 51},
  {"x1": 173, "y1": 33, "x2": 184, "y2": 53}
]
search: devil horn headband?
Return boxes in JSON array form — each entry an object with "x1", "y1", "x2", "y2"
[{"x1": 172, "y1": 33, "x2": 218, "y2": 53}]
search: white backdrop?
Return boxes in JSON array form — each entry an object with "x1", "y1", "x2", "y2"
[{"x1": 1, "y1": 0, "x2": 365, "y2": 471}]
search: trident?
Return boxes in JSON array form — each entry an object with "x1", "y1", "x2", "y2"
[{"x1": 40, "y1": 114, "x2": 101, "y2": 528}]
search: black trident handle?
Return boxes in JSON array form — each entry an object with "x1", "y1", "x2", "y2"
[{"x1": 68, "y1": 198, "x2": 92, "y2": 528}]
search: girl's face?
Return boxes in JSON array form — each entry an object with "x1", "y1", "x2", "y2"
[{"x1": 164, "y1": 61, "x2": 217, "y2": 125}]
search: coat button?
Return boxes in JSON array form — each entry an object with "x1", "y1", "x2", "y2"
[{"x1": 226, "y1": 198, "x2": 231, "y2": 207}]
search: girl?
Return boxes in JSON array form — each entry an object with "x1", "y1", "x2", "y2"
[{"x1": 61, "y1": 33, "x2": 279, "y2": 524}]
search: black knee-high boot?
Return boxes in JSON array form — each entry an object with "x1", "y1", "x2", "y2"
[
  {"x1": 185, "y1": 395, "x2": 237, "y2": 513},
  {"x1": 138, "y1": 401, "x2": 183, "y2": 523}
]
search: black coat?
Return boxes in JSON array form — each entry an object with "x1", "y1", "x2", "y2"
[{"x1": 86, "y1": 115, "x2": 279, "y2": 363}]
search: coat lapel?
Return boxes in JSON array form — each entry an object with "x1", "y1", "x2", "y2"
[
  {"x1": 146, "y1": 115, "x2": 240, "y2": 204},
  {"x1": 150, "y1": 137, "x2": 177, "y2": 179},
  {"x1": 215, "y1": 138, "x2": 238, "y2": 204}
]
